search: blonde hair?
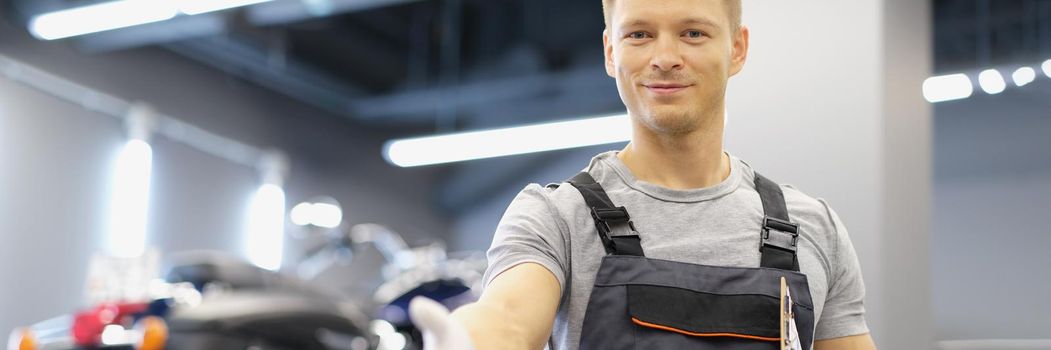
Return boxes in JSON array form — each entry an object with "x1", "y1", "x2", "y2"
[{"x1": 602, "y1": 0, "x2": 742, "y2": 32}]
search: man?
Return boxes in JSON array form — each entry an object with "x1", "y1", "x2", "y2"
[{"x1": 410, "y1": 0, "x2": 877, "y2": 349}]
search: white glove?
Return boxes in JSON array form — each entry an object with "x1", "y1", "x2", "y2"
[{"x1": 409, "y1": 297, "x2": 475, "y2": 350}]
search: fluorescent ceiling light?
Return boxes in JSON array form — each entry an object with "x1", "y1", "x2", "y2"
[
  {"x1": 107, "y1": 139, "x2": 153, "y2": 258},
  {"x1": 177, "y1": 0, "x2": 273, "y2": 15},
  {"x1": 384, "y1": 114, "x2": 631, "y2": 167},
  {"x1": 290, "y1": 202, "x2": 342, "y2": 228},
  {"x1": 922, "y1": 74, "x2": 973, "y2": 103},
  {"x1": 977, "y1": 69, "x2": 1006, "y2": 94},
  {"x1": 1012, "y1": 67, "x2": 1036, "y2": 87},
  {"x1": 289, "y1": 202, "x2": 313, "y2": 226},
  {"x1": 29, "y1": 0, "x2": 177, "y2": 40},
  {"x1": 246, "y1": 184, "x2": 285, "y2": 271},
  {"x1": 1042, "y1": 59, "x2": 1051, "y2": 79}
]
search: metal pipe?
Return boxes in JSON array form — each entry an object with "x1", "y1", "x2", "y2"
[
  {"x1": 436, "y1": 0, "x2": 463, "y2": 132},
  {"x1": 976, "y1": 0, "x2": 991, "y2": 66},
  {"x1": 0, "y1": 54, "x2": 264, "y2": 168}
]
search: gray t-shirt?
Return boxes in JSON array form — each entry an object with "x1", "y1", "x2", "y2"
[{"x1": 483, "y1": 151, "x2": 870, "y2": 349}]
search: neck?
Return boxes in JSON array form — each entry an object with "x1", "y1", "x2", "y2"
[{"x1": 616, "y1": 114, "x2": 730, "y2": 190}]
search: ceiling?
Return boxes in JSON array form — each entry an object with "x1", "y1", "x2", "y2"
[
  {"x1": 6, "y1": 0, "x2": 622, "y2": 135},
  {"x1": 934, "y1": 0, "x2": 1051, "y2": 73}
]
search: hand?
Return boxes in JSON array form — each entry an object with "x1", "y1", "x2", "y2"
[{"x1": 409, "y1": 297, "x2": 475, "y2": 350}]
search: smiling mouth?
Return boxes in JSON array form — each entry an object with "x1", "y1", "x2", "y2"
[{"x1": 644, "y1": 84, "x2": 691, "y2": 95}]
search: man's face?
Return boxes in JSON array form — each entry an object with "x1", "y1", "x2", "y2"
[{"x1": 604, "y1": 0, "x2": 748, "y2": 135}]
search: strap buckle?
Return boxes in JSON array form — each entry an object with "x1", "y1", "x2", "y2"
[
  {"x1": 761, "y1": 216, "x2": 799, "y2": 252},
  {"x1": 591, "y1": 206, "x2": 630, "y2": 221},
  {"x1": 590, "y1": 207, "x2": 640, "y2": 254},
  {"x1": 590, "y1": 206, "x2": 637, "y2": 235}
]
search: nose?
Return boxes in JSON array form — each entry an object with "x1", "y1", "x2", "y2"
[{"x1": 650, "y1": 36, "x2": 684, "y2": 72}]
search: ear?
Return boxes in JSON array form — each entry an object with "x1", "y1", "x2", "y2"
[
  {"x1": 603, "y1": 29, "x2": 615, "y2": 78},
  {"x1": 728, "y1": 25, "x2": 749, "y2": 77}
]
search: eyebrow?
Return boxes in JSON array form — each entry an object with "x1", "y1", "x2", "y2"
[
  {"x1": 679, "y1": 17, "x2": 720, "y2": 28},
  {"x1": 619, "y1": 17, "x2": 721, "y2": 30}
]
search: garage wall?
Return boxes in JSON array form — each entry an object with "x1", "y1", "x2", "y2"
[
  {"x1": 0, "y1": 18, "x2": 449, "y2": 335},
  {"x1": 0, "y1": 78, "x2": 123, "y2": 338},
  {"x1": 932, "y1": 88, "x2": 1051, "y2": 340}
]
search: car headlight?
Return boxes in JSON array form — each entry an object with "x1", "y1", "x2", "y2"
[{"x1": 7, "y1": 328, "x2": 37, "y2": 350}]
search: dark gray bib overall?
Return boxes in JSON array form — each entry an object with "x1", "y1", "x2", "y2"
[{"x1": 566, "y1": 171, "x2": 816, "y2": 350}]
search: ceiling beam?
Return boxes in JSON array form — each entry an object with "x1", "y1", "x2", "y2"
[
  {"x1": 246, "y1": 0, "x2": 427, "y2": 26},
  {"x1": 74, "y1": 14, "x2": 226, "y2": 53},
  {"x1": 165, "y1": 35, "x2": 364, "y2": 119},
  {"x1": 349, "y1": 64, "x2": 614, "y2": 122}
]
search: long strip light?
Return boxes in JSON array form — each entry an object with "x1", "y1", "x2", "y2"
[
  {"x1": 106, "y1": 105, "x2": 156, "y2": 258},
  {"x1": 246, "y1": 152, "x2": 287, "y2": 271},
  {"x1": 384, "y1": 114, "x2": 631, "y2": 167},
  {"x1": 28, "y1": 0, "x2": 273, "y2": 40},
  {"x1": 29, "y1": 0, "x2": 178, "y2": 40}
]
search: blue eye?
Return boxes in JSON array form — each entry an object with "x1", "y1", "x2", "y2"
[
  {"x1": 628, "y1": 32, "x2": 648, "y2": 39},
  {"x1": 685, "y1": 30, "x2": 704, "y2": 38}
]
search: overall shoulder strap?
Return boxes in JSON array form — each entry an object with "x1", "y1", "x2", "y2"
[
  {"x1": 566, "y1": 172, "x2": 645, "y2": 256},
  {"x1": 754, "y1": 172, "x2": 800, "y2": 271}
]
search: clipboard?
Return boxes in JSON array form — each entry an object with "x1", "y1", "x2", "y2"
[{"x1": 780, "y1": 276, "x2": 801, "y2": 350}]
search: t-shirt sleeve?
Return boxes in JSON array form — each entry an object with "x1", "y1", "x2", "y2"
[
  {"x1": 482, "y1": 184, "x2": 569, "y2": 294},
  {"x1": 813, "y1": 199, "x2": 871, "y2": 340}
]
